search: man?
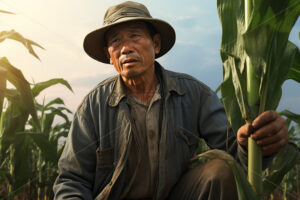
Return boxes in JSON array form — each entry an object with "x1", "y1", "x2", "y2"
[{"x1": 53, "y1": 1, "x2": 289, "y2": 199}]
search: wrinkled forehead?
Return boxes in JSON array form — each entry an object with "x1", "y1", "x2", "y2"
[{"x1": 105, "y1": 21, "x2": 149, "y2": 40}]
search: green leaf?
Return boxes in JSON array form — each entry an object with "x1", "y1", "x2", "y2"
[
  {"x1": 218, "y1": 0, "x2": 253, "y2": 130},
  {"x1": 0, "y1": 30, "x2": 44, "y2": 59},
  {"x1": 52, "y1": 122, "x2": 70, "y2": 134},
  {"x1": 263, "y1": 41, "x2": 299, "y2": 111},
  {"x1": 215, "y1": 83, "x2": 222, "y2": 94},
  {"x1": 0, "y1": 101, "x2": 29, "y2": 163},
  {"x1": 45, "y1": 97, "x2": 65, "y2": 109},
  {"x1": 3, "y1": 89, "x2": 20, "y2": 101},
  {"x1": 11, "y1": 134, "x2": 32, "y2": 194},
  {"x1": 280, "y1": 110, "x2": 300, "y2": 124},
  {"x1": 0, "y1": 168, "x2": 9, "y2": 184},
  {"x1": 192, "y1": 149, "x2": 258, "y2": 200},
  {"x1": 220, "y1": 52, "x2": 248, "y2": 134},
  {"x1": 31, "y1": 78, "x2": 73, "y2": 97},
  {"x1": 42, "y1": 107, "x2": 71, "y2": 137},
  {"x1": 0, "y1": 57, "x2": 40, "y2": 130},
  {"x1": 263, "y1": 143, "x2": 300, "y2": 195},
  {"x1": 218, "y1": 0, "x2": 300, "y2": 123},
  {"x1": 287, "y1": 47, "x2": 300, "y2": 83},
  {"x1": 19, "y1": 132, "x2": 58, "y2": 163},
  {"x1": 53, "y1": 131, "x2": 69, "y2": 142},
  {"x1": 0, "y1": 67, "x2": 7, "y2": 117}
]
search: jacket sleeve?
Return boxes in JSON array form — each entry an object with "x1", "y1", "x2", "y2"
[
  {"x1": 198, "y1": 89, "x2": 273, "y2": 170},
  {"x1": 53, "y1": 107, "x2": 98, "y2": 200}
]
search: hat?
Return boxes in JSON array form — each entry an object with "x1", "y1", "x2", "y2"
[{"x1": 83, "y1": 1, "x2": 176, "y2": 64}]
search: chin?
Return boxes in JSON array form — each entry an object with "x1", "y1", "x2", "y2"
[{"x1": 121, "y1": 70, "x2": 142, "y2": 79}]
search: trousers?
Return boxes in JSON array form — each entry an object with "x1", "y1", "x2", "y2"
[{"x1": 167, "y1": 159, "x2": 238, "y2": 200}]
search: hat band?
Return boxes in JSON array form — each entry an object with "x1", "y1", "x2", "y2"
[{"x1": 103, "y1": 7, "x2": 152, "y2": 26}]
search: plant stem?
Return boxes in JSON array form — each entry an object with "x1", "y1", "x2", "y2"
[
  {"x1": 0, "y1": 67, "x2": 7, "y2": 118},
  {"x1": 246, "y1": 57, "x2": 263, "y2": 198},
  {"x1": 245, "y1": 0, "x2": 263, "y2": 198},
  {"x1": 248, "y1": 136, "x2": 262, "y2": 196}
]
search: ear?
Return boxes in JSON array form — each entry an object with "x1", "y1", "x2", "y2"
[
  {"x1": 153, "y1": 34, "x2": 161, "y2": 55},
  {"x1": 103, "y1": 47, "x2": 112, "y2": 64}
]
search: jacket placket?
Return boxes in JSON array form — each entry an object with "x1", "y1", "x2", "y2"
[{"x1": 96, "y1": 102, "x2": 133, "y2": 200}]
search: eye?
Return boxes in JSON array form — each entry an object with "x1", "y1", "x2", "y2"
[
  {"x1": 112, "y1": 38, "x2": 119, "y2": 44},
  {"x1": 108, "y1": 37, "x2": 120, "y2": 46},
  {"x1": 131, "y1": 33, "x2": 140, "y2": 39}
]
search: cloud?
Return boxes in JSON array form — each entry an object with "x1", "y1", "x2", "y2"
[
  {"x1": 158, "y1": 42, "x2": 223, "y2": 90},
  {"x1": 69, "y1": 71, "x2": 116, "y2": 88}
]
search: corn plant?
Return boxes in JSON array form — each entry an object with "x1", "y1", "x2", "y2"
[
  {"x1": 217, "y1": 0, "x2": 300, "y2": 198},
  {"x1": 0, "y1": 10, "x2": 73, "y2": 199},
  {"x1": 24, "y1": 96, "x2": 72, "y2": 199}
]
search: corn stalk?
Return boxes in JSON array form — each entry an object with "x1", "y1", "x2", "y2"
[
  {"x1": 244, "y1": 0, "x2": 262, "y2": 197},
  {"x1": 217, "y1": 0, "x2": 300, "y2": 198}
]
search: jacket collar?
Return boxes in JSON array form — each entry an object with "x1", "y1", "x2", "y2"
[{"x1": 108, "y1": 61, "x2": 185, "y2": 107}]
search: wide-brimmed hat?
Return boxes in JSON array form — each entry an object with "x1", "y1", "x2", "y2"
[{"x1": 83, "y1": 1, "x2": 176, "y2": 64}]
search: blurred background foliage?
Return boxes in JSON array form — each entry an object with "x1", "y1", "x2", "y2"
[{"x1": 0, "y1": 10, "x2": 72, "y2": 199}]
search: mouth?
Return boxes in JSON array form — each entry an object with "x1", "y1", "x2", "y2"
[{"x1": 121, "y1": 58, "x2": 137, "y2": 66}]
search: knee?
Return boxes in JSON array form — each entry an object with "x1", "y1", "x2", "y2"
[{"x1": 202, "y1": 159, "x2": 235, "y2": 183}]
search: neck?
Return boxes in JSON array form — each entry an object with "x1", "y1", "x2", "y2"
[{"x1": 122, "y1": 67, "x2": 158, "y2": 104}]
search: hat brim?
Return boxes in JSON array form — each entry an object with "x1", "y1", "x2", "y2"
[{"x1": 83, "y1": 17, "x2": 176, "y2": 64}]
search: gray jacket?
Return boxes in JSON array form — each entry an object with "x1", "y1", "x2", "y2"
[{"x1": 53, "y1": 62, "x2": 249, "y2": 200}]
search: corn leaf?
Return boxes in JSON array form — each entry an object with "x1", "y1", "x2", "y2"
[
  {"x1": 218, "y1": 0, "x2": 253, "y2": 133},
  {"x1": 11, "y1": 134, "x2": 32, "y2": 194},
  {"x1": 3, "y1": 89, "x2": 19, "y2": 101},
  {"x1": 41, "y1": 108, "x2": 70, "y2": 136},
  {"x1": 218, "y1": 0, "x2": 300, "y2": 130},
  {"x1": 280, "y1": 110, "x2": 300, "y2": 124},
  {"x1": 263, "y1": 143, "x2": 300, "y2": 195},
  {"x1": 18, "y1": 132, "x2": 58, "y2": 163},
  {"x1": 0, "y1": 30, "x2": 44, "y2": 59},
  {"x1": 192, "y1": 149, "x2": 258, "y2": 200},
  {"x1": 0, "y1": 67, "x2": 7, "y2": 117},
  {"x1": 0, "y1": 101, "x2": 29, "y2": 164},
  {"x1": 0, "y1": 57, "x2": 40, "y2": 130},
  {"x1": 31, "y1": 78, "x2": 73, "y2": 97},
  {"x1": 45, "y1": 97, "x2": 65, "y2": 109},
  {"x1": 287, "y1": 48, "x2": 300, "y2": 83},
  {"x1": 52, "y1": 130, "x2": 69, "y2": 143}
]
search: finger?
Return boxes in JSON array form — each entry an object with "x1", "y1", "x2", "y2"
[
  {"x1": 238, "y1": 124, "x2": 253, "y2": 138},
  {"x1": 251, "y1": 116, "x2": 286, "y2": 140},
  {"x1": 256, "y1": 127, "x2": 286, "y2": 147},
  {"x1": 252, "y1": 110, "x2": 278, "y2": 130},
  {"x1": 261, "y1": 137, "x2": 289, "y2": 156},
  {"x1": 237, "y1": 124, "x2": 252, "y2": 147},
  {"x1": 238, "y1": 137, "x2": 248, "y2": 148}
]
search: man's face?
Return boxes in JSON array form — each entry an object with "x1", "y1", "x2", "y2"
[{"x1": 105, "y1": 21, "x2": 161, "y2": 79}]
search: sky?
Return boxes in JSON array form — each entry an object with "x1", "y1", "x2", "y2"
[{"x1": 0, "y1": 0, "x2": 300, "y2": 117}]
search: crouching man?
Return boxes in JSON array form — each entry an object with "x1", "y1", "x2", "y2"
[{"x1": 53, "y1": 1, "x2": 289, "y2": 199}]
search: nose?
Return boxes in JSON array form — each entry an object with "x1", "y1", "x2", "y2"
[{"x1": 120, "y1": 38, "x2": 133, "y2": 55}]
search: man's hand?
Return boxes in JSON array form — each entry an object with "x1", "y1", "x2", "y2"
[{"x1": 237, "y1": 110, "x2": 289, "y2": 156}]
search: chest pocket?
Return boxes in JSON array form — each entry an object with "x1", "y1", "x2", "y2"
[
  {"x1": 94, "y1": 147, "x2": 115, "y2": 196},
  {"x1": 96, "y1": 147, "x2": 115, "y2": 171},
  {"x1": 175, "y1": 126, "x2": 199, "y2": 159}
]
